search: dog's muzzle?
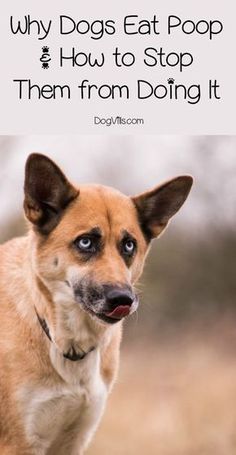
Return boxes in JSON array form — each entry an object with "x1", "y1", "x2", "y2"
[
  {"x1": 102, "y1": 286, "x2": 135, "y2": 319},
  {"x1": 74, "y1": 282, "x2": 139, "y2": 324}
]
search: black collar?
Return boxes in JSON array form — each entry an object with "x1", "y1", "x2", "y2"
[
  {"x1": 35, "y1": 308, "x2": 95, "y2": 362},
  {"x1": 35, "y1": 310, "x2": 52, "y2": 342}
]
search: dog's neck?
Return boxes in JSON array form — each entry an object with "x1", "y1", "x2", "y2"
[
  {"x1": 35, "y1": 307, "x2": 96, "y2": 362},
  {"x1": 30, "y1": 267, "x2": 115, "y2": 369}
]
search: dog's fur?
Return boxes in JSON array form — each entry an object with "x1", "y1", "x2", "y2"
[{"x1": 0, "y1": 154, "x2": 192, "y2": 454}]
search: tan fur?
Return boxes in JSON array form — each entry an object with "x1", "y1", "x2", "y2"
[{"x1": 0, "y1": 155, "x2": 192, "y2": 454}]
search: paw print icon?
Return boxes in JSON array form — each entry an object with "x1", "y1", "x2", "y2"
[{"x1": 40, "y1": 46, "x2": 51, "y2": 69}]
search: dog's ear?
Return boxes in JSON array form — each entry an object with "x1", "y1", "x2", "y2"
[
  {"x1": 24, "y1": 153, "x2": 78, "y2": 234},
  {"x1": 132, "y1": 176, "x2": 193, "y2": 240}
]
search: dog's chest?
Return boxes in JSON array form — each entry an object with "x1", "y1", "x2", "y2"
[{"x1": 18, "y1": 349, "x2": 107, "y2": 453}]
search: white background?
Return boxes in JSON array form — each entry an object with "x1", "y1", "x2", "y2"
[{"x1": 0, "y1": 0, "x2": 235, "y2": 134}]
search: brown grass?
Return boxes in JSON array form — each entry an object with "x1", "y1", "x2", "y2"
[{"x1": 88, "y1": 322, "x2": 236, "y2": 455}]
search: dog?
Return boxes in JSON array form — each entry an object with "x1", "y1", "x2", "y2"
[{"x1": 0, "y1": 153, "x2": 193, "y2": 454}]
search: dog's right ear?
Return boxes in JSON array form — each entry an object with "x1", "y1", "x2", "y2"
[{"x1": 24, "y1": 153, "x2": 78, "y2": 234}]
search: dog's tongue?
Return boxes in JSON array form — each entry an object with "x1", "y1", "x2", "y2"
[{"x1": 105, "y1": 305, "x2": 131, "y2": 319}]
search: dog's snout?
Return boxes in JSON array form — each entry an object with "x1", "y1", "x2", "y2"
[{"x1": 105, "y1": 287, "x2": 134, "y2": 308}]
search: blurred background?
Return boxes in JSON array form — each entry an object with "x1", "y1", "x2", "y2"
[{"x1": 0, "y1": 135, "x2": 236, "y2": 454}]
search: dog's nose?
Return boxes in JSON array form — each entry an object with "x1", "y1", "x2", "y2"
[{"x1": 105, "y1": 287, "x2": 134, "y2": 307}]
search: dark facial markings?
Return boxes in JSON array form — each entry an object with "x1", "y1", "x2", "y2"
[
  {"x1": 72, "y1": 227, "x2": 137, "y2": 265},
  {"x1": 73, "y1": 227, "x2": 103, "y2": 260},
  {"x1": 119, "y1": 230, "x2": 137, "y2": 266},
  {"x1": 74, "y1": 278, "x2": 138, "y2": 324}
]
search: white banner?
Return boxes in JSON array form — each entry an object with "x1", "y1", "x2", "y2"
[{"x1": 0, "y1": 0, "x2": 235, "y2": 134}]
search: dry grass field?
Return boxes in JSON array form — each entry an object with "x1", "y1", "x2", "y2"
[{"x1": 88, "y1": 319, "x2": 236, "y2": 455}]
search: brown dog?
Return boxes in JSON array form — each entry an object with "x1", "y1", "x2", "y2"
[{"x1": 0, "y1": 154, "x2": 192, "y2": 454}]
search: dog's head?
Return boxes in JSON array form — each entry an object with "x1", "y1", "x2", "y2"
[{"x1": 24, "y1": 153, "x2": 193, "y2": 326}]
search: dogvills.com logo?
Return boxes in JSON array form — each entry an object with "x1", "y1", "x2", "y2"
[{"x1": 94, "y1": 116, "x2": 144, "y2": 126}]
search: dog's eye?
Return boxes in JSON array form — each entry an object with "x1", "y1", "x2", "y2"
[
  {"x1": 76, "y1": 237, "x2": 93, "y2": 252},
  {"x1": 123, "y1": 239, "x2": 136, "y2": 255}
]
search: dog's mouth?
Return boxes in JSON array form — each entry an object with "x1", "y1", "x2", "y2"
[
  {"x1": 74, "y1": 283, "x2": 139, "y2": 324},
  {"x1": 91, "y1": 303, "x2": 136, "y2": 324}
]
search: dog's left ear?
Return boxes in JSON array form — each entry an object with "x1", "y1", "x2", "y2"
[
  {"x1": 132, "y1": 176, "x2": 193, "y2": 240},
  {"x1": 24, "y1": 153, "x2": 78, "y2": 234}
]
